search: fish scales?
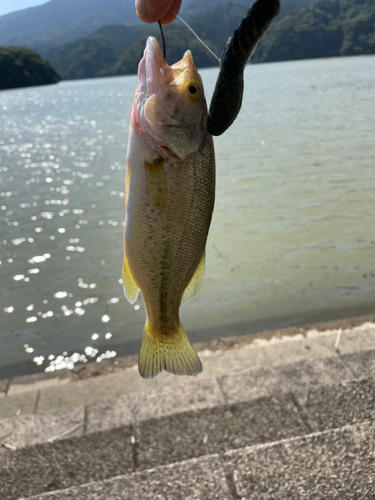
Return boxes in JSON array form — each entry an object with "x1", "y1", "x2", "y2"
[
  {"x1": 123, "y1": 37, "x2": 215, "y2": 378},
  {"x1": 126, "y1": 132, "x2": 214, "y2": 328}
]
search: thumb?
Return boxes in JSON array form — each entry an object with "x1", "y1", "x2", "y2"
[{"x1": 135, "y1": 0, "x2": 182, "y2": 24}]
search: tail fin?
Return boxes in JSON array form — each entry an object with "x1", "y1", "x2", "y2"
[{"x1": 138, "y1": 321, "x2": 202, "y2": 379}]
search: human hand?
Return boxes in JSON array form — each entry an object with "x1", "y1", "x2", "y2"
[{"x1": 135, "y1": 0, "x2": 183, "y2": 25}]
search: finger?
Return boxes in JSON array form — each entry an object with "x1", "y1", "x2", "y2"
[
  {"x1": 159, "y1": 0, "x2": 183, "y2": 24},
  {"x1": 135, "y1": 0, "x2": 172, "y2": 23},
  {"x1": 135, "y1": 0, "x2": 182, "y2": 24}
]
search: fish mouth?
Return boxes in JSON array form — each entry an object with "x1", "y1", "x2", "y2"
[
  {"x1": 134, "y1": 38, "x2": 177, "y2": 148},
  {"x1": 137, "y1": 37, "x2": 195, "y2": 101},
  {"x1": 134, "y1": 37, "x2": 201, "y2": 157},
  {"x1": 137, "y1": 37, "x2": 168, "y2": 101}
]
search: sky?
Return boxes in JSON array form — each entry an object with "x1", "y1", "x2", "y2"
[{"x1": 0, "y1": 0, "x2": 49, "y2": 17}]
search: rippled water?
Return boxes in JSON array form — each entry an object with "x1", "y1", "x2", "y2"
[{"x1": 1, "y1": 55, "x2": 374, "y2": 377}]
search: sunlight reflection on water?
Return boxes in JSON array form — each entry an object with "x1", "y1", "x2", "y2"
[{"x1": 0, "y1": 56, "x2": 375, "y2": 377}]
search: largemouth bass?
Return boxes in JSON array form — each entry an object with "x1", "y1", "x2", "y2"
[{"x1": 123, "y1": 37, "x2": 215, "y2": 379}]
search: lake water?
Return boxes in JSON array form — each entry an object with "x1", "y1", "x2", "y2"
[{"x1": 1, "y1": 55, "x2": 375, "y2": 378}]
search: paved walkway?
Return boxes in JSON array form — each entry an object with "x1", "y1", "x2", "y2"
[{"x1": 0, "y1": 317, "x2": 374, "y2": 499}]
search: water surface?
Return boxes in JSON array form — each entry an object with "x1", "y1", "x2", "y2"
[{"x1": 1, "y1": 55, "x2": 374, "y2": 377}]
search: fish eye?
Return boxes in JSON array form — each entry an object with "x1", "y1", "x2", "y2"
[
  {"x1": 189, "y1": 85, "x2": 197, "y2": 95},
  {"x1": 186, "y1": 81, "x2": 201, "y2": 100}
]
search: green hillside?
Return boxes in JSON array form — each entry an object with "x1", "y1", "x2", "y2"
[
  {"x1": 5, "y1": 0, "x2": 374, "y2": 83},
  {"x1": 41, "y1": 25, "x2": 149, "y2": 80},
  {"x1": 0, "y1": 46, "x2": 60, "y2": 90},
  {"x1": 86, "y1": 24, "x2": 149, "y2": 51},
  {"x1": 252, "y1": 0, "x2": 375, "y2": 62}
]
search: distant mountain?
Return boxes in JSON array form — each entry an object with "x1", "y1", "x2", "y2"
[
  {"x1": 3, "y1": 0, "x2": 373, "y2": 84},
  {"x1": 35, "y1": 0, "x2": 308, "y2": 80},
  {"x1": 0, "y1": 46, "x2": 60, "y2": 90},
  {"x1": 29, "y1": 0, "x2": 375, "y2": 82},
  {"x1": 0, "y1": 0, "x2": 314, "y2": 48},
  {"x1": 84, "y1": 24, "x2": 149, "y2": 50},
  {"x1": 0, "y1": 0, "x2": 142, "y2": 47}
]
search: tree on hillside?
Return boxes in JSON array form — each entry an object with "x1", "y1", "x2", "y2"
[
  {"x1": 252, "y1": 0, "x2": 375, "y2": 62},
  {"x1": 0, "y1": 46, "x2": 60, "y2": 90}
]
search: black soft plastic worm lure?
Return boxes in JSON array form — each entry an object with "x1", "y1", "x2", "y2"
[{"x1": 207, "y1": 0, "x2": 280, "y2": 137}]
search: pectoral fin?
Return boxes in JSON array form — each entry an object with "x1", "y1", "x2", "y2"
[
  {"x1": 181, "y1": 251, "x2": 205, "y2": 305},
  {"x1": 122, "y1": 253, "x2": 139, "y2": 304}
]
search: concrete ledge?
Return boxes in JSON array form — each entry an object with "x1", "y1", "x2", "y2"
[
  {"x1": 225, "y1": 420, "x2": 375, "y2": 499},
  {"x1": 23, "y1": 454, "x2": 231, "y2": 500},
  {"x1": 0, "y1": 391, "x2": 39, "y2": 419},
  {"x1": 1, "y1": 321, "x2": 373, "y2": 424},
  {"x1": 341, "y1": 348, "x2": 375, "y2": 378},
  {"x1": 128, "y1": 377, "x2": 225, "y2": 422},
  {"x1": 0, "y1": 350, "x2": 372, "y2": 453},
  {"x1": 135, "y1": 394, "x2": 308, "y2": 471},
  {"x1": 219, "y1": 355, "x2": 353, "y2": 405},
  {"x1": 86, "y1": 397, "x2": 133, "y2": 433},
  {"x1": 20, "y1": 418, "x2": 375, "y2": 500},
  {"x1": 0, "y1": 406, "x2": 83, "y2": 451},
  {"x1": 9, "y1": 370, "x2": 72, "y2": 392},
  {"x1": 1, "y1": 351, "x2": 375, "y2": 498},
  {"x1": 0, "y1": 379, "x2": 9, "y2": 395},
  {"x1": 296, "y1": 378, "x2": 375, "y2": 432},
  {"x1": 4, "y1": 317, "x2": 375, "y2": 400},
  {"x1": 1, "y1": 426, "x2": 134, "y2": 499}
]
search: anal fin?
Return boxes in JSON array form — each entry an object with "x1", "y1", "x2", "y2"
[
  {"x1": 122, "y1": 253, "x2": 139, "y2": 304},
  {"x1": 181, "y1": 251, "x2": 205, "y2": 305}
]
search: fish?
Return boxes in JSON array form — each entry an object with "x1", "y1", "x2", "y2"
[{"x1": 123, "y1": 37, "x2": 215, "y2": 379}]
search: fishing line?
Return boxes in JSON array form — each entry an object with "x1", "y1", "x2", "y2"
[
  {"x1": 173, "y1": 13, "x2": 220, "y2": 63},
  {"x1": 158, "y1": 20, "x2": 166, "y2": 59}
]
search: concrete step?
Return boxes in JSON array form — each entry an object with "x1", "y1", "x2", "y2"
[
  {"x1": 21, "y1": 420, "x2": 375, "y2": 500},
  {"x1": 1, "y1": 318, "x2": 375, "y2": 420},
  {"x1": 1, "y1": 349, "x2": 374, "y2": 499},
  {"x1": 22, "y1": 454, "x2": 232, "y2": 500},
  {"x1": 226, "y1": 420, "x2": 375, "y2": 499}
]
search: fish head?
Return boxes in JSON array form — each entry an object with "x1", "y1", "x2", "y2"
[{"x1": 134, "y1": 37, "x2": 207, "y2": 159}]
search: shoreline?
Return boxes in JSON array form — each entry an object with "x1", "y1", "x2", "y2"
[{"x1": 2, "y1": 311, "x2": 374, "y2": 385}]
